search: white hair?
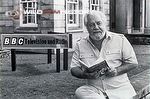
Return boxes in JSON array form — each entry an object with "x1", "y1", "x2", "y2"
[{"x1": 84, "y1": 11, "x2": 107, "y2": 26}]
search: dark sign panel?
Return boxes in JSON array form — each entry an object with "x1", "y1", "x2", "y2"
[{"x1": 1, "y1": 34, "x2": 72, "y2": 49}]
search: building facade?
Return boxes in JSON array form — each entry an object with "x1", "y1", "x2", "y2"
[
  {"x1": 0, "y1": 0, "x2": 110, "y2": 48},
  {"x1": 0, "y1": 0, "x2": 149, "y2": 49},
  {"x1": 110, "y1": 0, "x2": 150, "y2": 34}
]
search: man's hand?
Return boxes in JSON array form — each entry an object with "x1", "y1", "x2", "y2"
[
  {"x1": 84, "y1": 70, "x2": 104, "y2": 79},
  {"x1": 71, "y1": 66, "x2": 104, "y2": 79},
  {"x1": 105, "y1": 68, "x2": 117, "y2": 77}
]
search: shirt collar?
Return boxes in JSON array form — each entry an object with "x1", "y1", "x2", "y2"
[{"x1": 105, "y1": 31, "x2": 112, "y2": 39}]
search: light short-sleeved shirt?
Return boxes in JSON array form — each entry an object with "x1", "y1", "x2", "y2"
[{"x1": 71, "y1": 32, "x2": 138, "y2": 98}]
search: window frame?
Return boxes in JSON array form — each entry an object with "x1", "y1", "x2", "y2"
[
  {"x1": 90, "y1": 0, "x2": 101, "y2": 11},
  {"x1": 66, "y1": 0, "x2": 79, "y2": 27},
  {"x1": 20, "y1": 0, "x2": 38, "y2": 27}
]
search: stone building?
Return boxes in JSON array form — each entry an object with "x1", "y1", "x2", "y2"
[
  {"x1": 110, "y1": 0, "x2": 150, "y2": 34},
  {"x1": 0, "y1": 0, "x2": 110, "y2": 48},
  {"x1": 0, "y1": 0, "x2": 149, "y2": 48}
]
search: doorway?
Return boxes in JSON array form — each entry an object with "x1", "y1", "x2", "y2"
[{"x1": 133, "y1": 0, "x2": 145, "y2": 33}]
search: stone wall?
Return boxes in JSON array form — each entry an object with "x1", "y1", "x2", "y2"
[{"x1": 0, "y1": 0, "x2": 14, "y2": 34}]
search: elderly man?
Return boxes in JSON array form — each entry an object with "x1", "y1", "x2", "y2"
[{"x1": 70, "y1": 11, "x2": 138, "y2": 99}]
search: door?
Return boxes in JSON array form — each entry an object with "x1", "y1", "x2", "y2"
[
  {"x1": 133, "y1": 0, "x2": 144, "y2": 32},
  {"x1": 145, "y1": 0, "x2": 150, "y2": 29}
]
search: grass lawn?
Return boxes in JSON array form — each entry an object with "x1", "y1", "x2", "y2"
[{"x1": 0, "y1": 45, "x2": 150, "y2": 99}]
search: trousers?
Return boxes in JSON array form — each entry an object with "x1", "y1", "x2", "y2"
[{"x1": 75, "y1": 85, "x2": 107, "y2": 99}]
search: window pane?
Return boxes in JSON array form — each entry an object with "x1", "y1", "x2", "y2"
[
  {"x1": 67, "y1": 4, "x2": 70, "y2": 10},
  {"x1": 67, "y1": 14, "x2": 77, "y2": 24},
  {"x1": 74, "y1": 4, "x2": 76, "y2": 10},
  {"x1": 67, "y1": 15, "x2": 69, "y2": 23},
  {"x1": 92, "y1": 5, "x2": 94, "y2": 10},
  {"x1": 67, "y1": 14, "x2": 72, "y2": 24},
  {"x1": 28, "y1": 16, "x2": 31, "y2": 23},
  {"x1": 33, "y1": 2, "x2": 36, "y2": 9},
  {"x1": 93, "y1": 0, "x2": 95, "y2": 4},
  {"x1": 69, "y1": 4, "x2": 72, "y2": 10},
  {"x1": 95, "y1": 6, "x2": 97, "y2": 10},
  {"x1": 28, "y1": 2, "x2": 32, "y2": 7},
  {"x1": 23, "y1": 3, "x2": 27, "y2": 10},
  {"x1": 91, "y1": 0, "x2": 94, "y2": 4},
  {"x1": 96, "y1": 0, "x2": 98, "y2": 4},
  {"x1": 70, "y1": 14, "x2": 73, "y2": 20},
  {"x1": 28, "y1": 15, "x2": 35, "y2": 23},
  {"x1": 23, "y1": 15, "x2": 27, "y2": 24},
  {"x1": 73, "y1": 14, "x2": 76, "y2": 23},
  {"x1": 71, "y1": 4, "x2": 73, "y2": 10},
  {"x1": 79, "y1": 1, "x2": 82, "y2": 10},
  {"x1": 28, "y1": 2, "x2": 32, "y2": 10}
]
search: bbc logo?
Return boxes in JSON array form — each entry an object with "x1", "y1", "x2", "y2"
[{"x1": 3, "y1": 37, "x2": 24, "y2": 45}]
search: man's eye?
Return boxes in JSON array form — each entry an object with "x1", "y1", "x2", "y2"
[
  {"x1": 89, "y1": 23, "x2": 94, "y2": 27},
  {"x1": 97, "y1": 21, "x2": 102, "y2": 25}
]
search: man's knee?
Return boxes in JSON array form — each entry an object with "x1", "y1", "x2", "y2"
[
  {"x1": 75, "y1": 85, "x2": 105, "y2": 99},
  {"x1": 75, "y1": 86, "x2": 86, "y2": 99}
]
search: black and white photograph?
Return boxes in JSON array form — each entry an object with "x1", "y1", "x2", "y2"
[{"x1": 0, "y1": 0, "x2": 150, "y2": 99}]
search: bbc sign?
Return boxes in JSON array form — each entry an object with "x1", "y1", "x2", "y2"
[{"x1": 1, "y1": 34, "x2": 72, "y2": 49}]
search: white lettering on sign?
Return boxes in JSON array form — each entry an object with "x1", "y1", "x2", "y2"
[
  {"x1": 3, "y1": 37, "x2": 24, "y2": 45},
  {"x1": 24, "y1": 10, "x2": 43, "y2": 14},
  {"x1": 11, "y1": 38, "x2": 17, "y2": 45},
  {"x1": 4, "y1": 38, "x2": 10, "y2": 45},
  {"x1": 18, "y1": 38, "x2": 24, "y2": 45}
]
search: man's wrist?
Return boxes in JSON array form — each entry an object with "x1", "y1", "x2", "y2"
[
  {"x1": 82, "y1": 72, "x2": 98, "y2": 79},
  {"x1": 82, "y1": 72, "x2": 90, "y2": 79}
]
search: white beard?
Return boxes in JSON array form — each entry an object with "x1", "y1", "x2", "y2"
[{"x1": 90, "y1": 33, "x2": 105, "y2": 41}]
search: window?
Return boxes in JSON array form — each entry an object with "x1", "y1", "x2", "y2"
[
  {"x1": 90, "y1": 0, "x2": 101, "y2": 11},
  {"x1": 66, "y1": 0, "x2": 83, "y2": 32},
  {"x1": 67, "y1": 0, "x2": 79, "y2": 26},
  {"x1": 20, "y1": 0, "x2": 38, "y2": 27}
]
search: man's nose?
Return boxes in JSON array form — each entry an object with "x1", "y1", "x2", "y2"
[{"x1": 93, "y1": 23, "x2": 99, "y2": 29}]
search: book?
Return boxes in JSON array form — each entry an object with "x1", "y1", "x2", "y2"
[{"x1": 79, "y1": 59, "x2": 110, "y2": 73}]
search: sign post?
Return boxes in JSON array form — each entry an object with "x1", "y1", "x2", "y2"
[
  {"x1": 56, "y1": 49, "x2": 60, "y2": 72},
  {"x1": 11, "y1": 49, "x2": 16, "y2": 71},
  {"x1": 47, "y1": 49, "x2": 52, "y2": 64},
  {"x1": 63, "y1": 49, "x2": 68, "y2": 70},
  {"x1": 1, "y1": 34, "x2": 72, "y2": 72}
]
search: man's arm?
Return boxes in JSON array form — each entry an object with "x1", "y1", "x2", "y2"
[
  {"x1": 106, "y1": 35, "x2": 138, "y2": 77},
  {"x1": 116, "y1": 63, "x2": 138, "y2": 75},
  {"x1": 117, "y1": 35, "x2": 138, "y2": 75},
  {"x1": 71, "y1": 66, "x2": 103, "y2": 79},
  {"x1": 106, "y1": 63, "x2": 138, "y2": 77},
  {"x1": 71, "y1": 67, "x2": 88, "y2": 79}
]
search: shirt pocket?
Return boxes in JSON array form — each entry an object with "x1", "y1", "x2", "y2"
[{"x1": 105, "y1": 49, "x2": 121, "y2": 60}]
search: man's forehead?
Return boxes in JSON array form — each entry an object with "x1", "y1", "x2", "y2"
[{"x1": 87, "y1": 14, "x2": 102, "y2": 22}]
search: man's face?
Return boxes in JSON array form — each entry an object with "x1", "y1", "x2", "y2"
[{"x1": 86, "y1": 14, "x2": 106, "y2": 41}]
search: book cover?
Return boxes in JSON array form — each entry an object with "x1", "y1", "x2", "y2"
[{"x1": 79, "y1": 59, "x2": 110, "y2": 73}]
